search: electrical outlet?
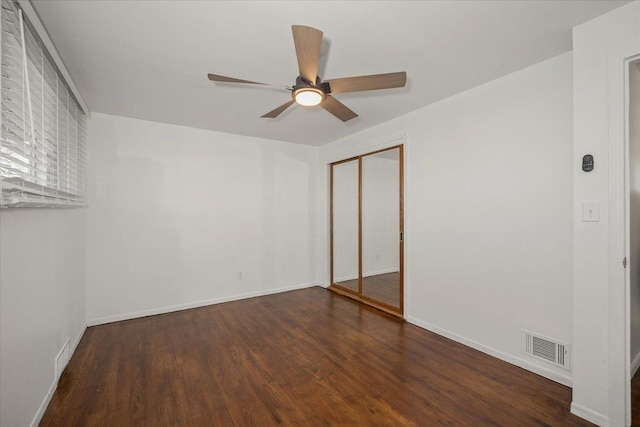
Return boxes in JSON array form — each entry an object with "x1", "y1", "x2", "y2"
[{"x1": 236, "y1": 271, "x2": 243, "y2": 280}]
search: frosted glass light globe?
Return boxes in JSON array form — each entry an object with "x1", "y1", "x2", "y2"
[{"x1": 294, "y1": 88, "x2": 324, "y2": 106}]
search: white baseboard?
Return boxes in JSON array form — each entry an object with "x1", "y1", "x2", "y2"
[
  {"x1": 405, "y1": 316, "x2": 573, "y2": 388},
  {"x1": 334, "y1": 274, "x2": 358, "y2": 282},
  {"x1": 30, "y1": 322, "x2": 88, "y2": 427},
  {"x1": 364, "y1": 268, "x2": 399, "y2": 277},
  {"x1": 570, "y1": 402, "x2": 609, "y2": 427},
  {"x1": 29, "y1": 374, "x2": 57, "y2": 427},
  {"x1": 87, "y1": 282, "x2": 317, "y2": 326},
  {"x1": 632, "y1": 350, "x2": 640, "y2": 379},
  {"x1": 70, "y1": 323, "x2": 87, "y2": 355},
  {"x1": 334, "y1": 268, "x2": 399, "y2": 283}
]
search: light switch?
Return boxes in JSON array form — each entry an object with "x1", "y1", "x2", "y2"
[{"x1": 583, "y1": 202, "x2": 600, "y2": 222}]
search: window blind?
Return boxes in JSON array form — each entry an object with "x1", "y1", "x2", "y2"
[{"x1": 0, "y1": 0, "x2": 86, "y2": 208}]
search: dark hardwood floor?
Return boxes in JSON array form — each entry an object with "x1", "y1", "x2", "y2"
[
  {"x1": 633, "y1": 367, "x2": 640, "y2": 425},
  {"x1": 41, "y1": 287, "x2": 592, "y2": 426},
  {"x1": 334, "y1": 276, "x2": 359, "y2": 293},
  {"x1": 337, "y1": 272, "x2": 400, "y2": 307},
  {"x1": 362, "y1": 272, "x2": 400, "y2": 307}
]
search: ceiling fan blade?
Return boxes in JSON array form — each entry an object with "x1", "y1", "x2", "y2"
[
  {"x1": 261, "y1": 99, "x2": 296, "y2": 118},
  {"x1": 321, "y1": 96, "x2": 358, "y2": 122},
  {"x1": 291, "y1": 25, "x2": 323, "y2": 84},
  {"x1": 208, "y1": 73, "x2": 268, "y2": 85},
  {"x1": 326, "y1": 72, "x2": 407, "y2": 94}
]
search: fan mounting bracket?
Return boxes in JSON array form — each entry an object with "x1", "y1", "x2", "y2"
[{"x1": 293, "y1": 75, "x2": 331, "y2": 95}]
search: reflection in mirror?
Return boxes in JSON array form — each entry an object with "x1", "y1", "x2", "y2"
[
  {"x1": 332, "y1": 160, "x2": 359, "y2": 293},
  {"x1": 361, "y1": 148, "x2": 400, "y2": 308}
]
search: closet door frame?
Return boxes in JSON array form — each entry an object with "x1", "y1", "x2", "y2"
[{"x1": 329, "y1": 145, "x2": 404, "y2": 317}]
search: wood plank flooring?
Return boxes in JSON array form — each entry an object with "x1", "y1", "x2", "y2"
[
  {"x1": 362, "y1": 272, "x2": 400, "y2": 307},
  {"x1": 633, "y1": 368, "x2": 640, "y2": 425},
  {"x1": 41, "y1": 287, "x2": 592, "y2": 426},
  {"x1": 336, "y1": 272, "x2": 400, "y2": 307}
]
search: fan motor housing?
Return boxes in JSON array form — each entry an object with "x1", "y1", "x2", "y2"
[
  {"x1": 293, "y1": 76, "x2": 331, "y2": 94},
  {"x1": 292, "y1": 75, "x2": 330, "y2": 105}
]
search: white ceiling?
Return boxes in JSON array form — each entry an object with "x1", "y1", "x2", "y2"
[{"x1": 31, "y1": 0, "x2": 627, "y2": 146}]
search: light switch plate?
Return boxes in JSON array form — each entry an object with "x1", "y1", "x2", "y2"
[{"x1": 583, "y1": 201, "x2": 600, "y2": 222}]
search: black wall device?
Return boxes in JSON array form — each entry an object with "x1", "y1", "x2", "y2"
[{"x1": 582, "y1": 154, "x2": 594, "y2": 172}]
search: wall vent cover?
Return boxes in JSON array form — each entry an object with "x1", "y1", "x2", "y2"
[
  {"x1": 55, "y1": 339, "x2": 70, "y2": 382},
  {"x1": 522, "y1": 330, "x2": 570, "y2": 371}
]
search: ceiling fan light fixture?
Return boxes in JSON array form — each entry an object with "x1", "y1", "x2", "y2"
[
  {"x1": 208, "y1": 25, "x2": 407, "y2": 121},
  {"x1": 293, "y1": 87, "x2": 325, "y2": 106}
]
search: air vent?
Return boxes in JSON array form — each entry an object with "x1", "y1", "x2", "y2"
[
  {"x1": 55, "y1": 339, "x2": 70, "y2": 382},
  {"x1": 522, "y1": 330, "x2": 569, "y2": 371}
]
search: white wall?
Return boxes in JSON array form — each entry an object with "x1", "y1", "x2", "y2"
[
  {"x1": 86, "y1": 113, "x2": 318, "y2": 324},
  {"x1": 630, "y1": 60, "x2": 640, "y2": 375},
  {"x1": 0, "y1": 208, "x2": 87, "y2": 427},
  {"x1": 319, "y1": 52, "x2": 574, "y2": 385},
  {"x1": 572, "y1": 3, "x2": 640, "y2": 425}
]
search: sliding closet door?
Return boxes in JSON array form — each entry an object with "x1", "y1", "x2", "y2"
[
  {"x1": 331, "y1": 159, "x2": 360, "y2": 294},
  {"x1": 330, "y1": 146, "x2": 403, "y2": 316},
  {"x1": 361, "y1": 147, "x2": 402, "y2": 310}
]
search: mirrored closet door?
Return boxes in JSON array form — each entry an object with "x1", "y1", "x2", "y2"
[
  {"x1": 330, "y1": 145, "x2": 404, "y2": 317},
  {"x1": 331, "y1": 159, "x2": 359, "y2": 294}
]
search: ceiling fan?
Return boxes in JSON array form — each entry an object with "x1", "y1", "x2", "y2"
[{"x1": 207, "y1": 25, "x2": 407, "y2": 122}]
